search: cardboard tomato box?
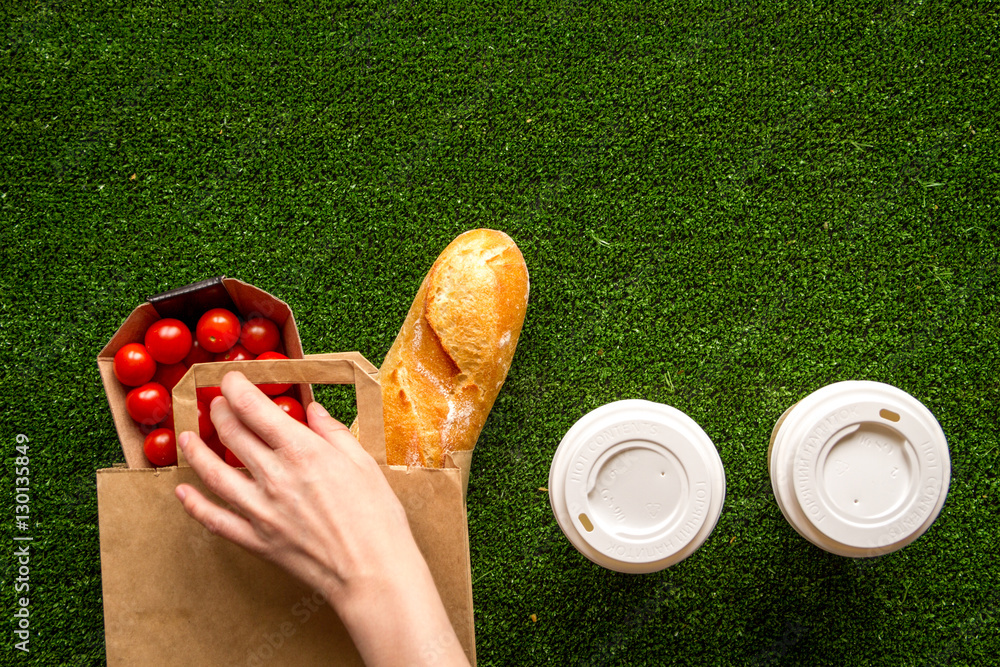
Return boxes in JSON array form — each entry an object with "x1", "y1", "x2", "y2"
[{"x1": 96, "y1": 276, "x2": 313, "y2": 468}]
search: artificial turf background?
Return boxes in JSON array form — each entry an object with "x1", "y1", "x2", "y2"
[{"x1": 1, "y1": 0, "x2": 998, "y2": 665}]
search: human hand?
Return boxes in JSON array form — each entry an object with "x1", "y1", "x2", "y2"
[{"x1": 174, "y1": 371, "x2": 468, "y2": 666}]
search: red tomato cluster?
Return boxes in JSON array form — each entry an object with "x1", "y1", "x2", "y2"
[{"x1": 112, "y1": 309, "x2": 305, "y2": 468}]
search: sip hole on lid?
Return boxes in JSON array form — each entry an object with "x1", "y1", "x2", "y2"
[{"x1": 768, "y1": 381, "x2": 950, "y2": 558}]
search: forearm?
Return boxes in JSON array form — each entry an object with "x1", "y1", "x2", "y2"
[{"x1": 330, "y1": 541, "x2": 469, "y2": 667}]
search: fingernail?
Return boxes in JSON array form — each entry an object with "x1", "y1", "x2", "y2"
[
  {"x1": 175, "y1": 486, "x2": 187, "y2": 501},
  {"x1": 178, "y1": 431, "x2": 192, "y2": 449},
  {"x1": 211, "y1": 396, "x2": 225, "y2": 409},
  {"x1": 311, "y1": 402, "x2": 329, "y2": 418}
]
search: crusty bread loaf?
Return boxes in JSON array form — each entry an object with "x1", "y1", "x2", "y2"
[{"x1": 359, "y1": 229, "x2": 529, "y2": 467}]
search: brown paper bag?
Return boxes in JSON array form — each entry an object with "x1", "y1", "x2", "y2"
[
  {"x1": 96, "y1": 276, "x2": 314, "y2": 470},
  {"x1": 97, "y1": 353, "x2": 476, "y2": 666}
]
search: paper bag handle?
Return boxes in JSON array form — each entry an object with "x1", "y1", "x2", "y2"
[{"x1": 171, "y1": 352, "x2": 385, "y2": 467}]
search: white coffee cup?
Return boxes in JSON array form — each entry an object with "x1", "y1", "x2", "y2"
[
  {"x1": 768, "y1": 381, "x2": 950, "y2": 557},
  {"x1": 549, "y1": 400, "x2": 726, "y2": 573}
]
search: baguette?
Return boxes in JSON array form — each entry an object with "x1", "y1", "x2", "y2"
[{"x1": 357, "y1": 229, "x2": 529, "y2": 467}]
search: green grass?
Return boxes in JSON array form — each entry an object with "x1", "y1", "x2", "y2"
[{"x1": 1, "y1": 0, "x2": 998, "y2": 664}]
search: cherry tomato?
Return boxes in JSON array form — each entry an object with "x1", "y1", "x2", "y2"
[
  {"x1": 126, "y1": 382, "x2": 172, "y2": 425},
  {"x1": 154, "y1": 362, "x2": 188, "y2": 392},
  {"x1": 224, "y1": 448, "x2": 245, "y2": 468},
  {"x1": 240, "y1": 317, "x2": 281, "y2": 355},
  {"x1": 272, "y1": 396, "x2": 306, "y2": 423},
  {"x1": 197, "y1": 399, "x2": 216, "y2": 440},
  {"x1": 155, "y1": 398, "x2": 212, "y2": 437},
  {"x1": 197, "y1": 386, "x2": 223, "y2": 403},
  {"x1": 255, "y1": 351, "x2": 292, "y2": 395},
  {"x1": 144, "y1": 318, "x2": 193, "y2": 365},
  {"x1": 183, "y1": 339, "x2": 215, "y2": 366},
  {"x1": 196, "y1": 308, "x2": 241, "y2": 353},
  {"x1": 143, "y1": 428, "x2": 177, "y2": 467},
  {"x1": 113, "y1": 343, "x2": 157, "y2": 387},
  {"x1": 216, "y1": 344, "x2": 255, "y2": 363}
]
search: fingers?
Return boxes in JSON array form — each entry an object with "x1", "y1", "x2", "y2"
[
  {"x1": 220, "y1": 371, "x2": 315, "y2": 455},
  {"x1": 306, "y1": 401, "x2": 354, "y2": 446},
  {"x1": 175, "y1": 483, "x2": 268, "y2": 554},
  {"x1": 307, "y1": 402, "x2": 374, "y2": 467},
  {"x1": 179, "y1": 430, "x2": 258, "y2": 514},
  {"x1": 209, "y1": 393, "x2": 273, "y2": 476}
]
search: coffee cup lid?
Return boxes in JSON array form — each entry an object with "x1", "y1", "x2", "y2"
[
  {"x1": 549, "y1": 400, "x2": 726, "y2": 573},
  {"x1": 769, "y1": 381, "x2": 950, "y2": 557}
]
